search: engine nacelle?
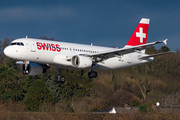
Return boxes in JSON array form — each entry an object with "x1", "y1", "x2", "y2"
[
  {"x1": 72, "y1": 55, "x2": 92, "y2": 68},
  {"x1": 22, "y1": 63, "x2": 43, "y2": 76}
]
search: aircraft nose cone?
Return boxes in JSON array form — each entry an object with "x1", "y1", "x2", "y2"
[{"x1": 3, "y1": 47, "x2": 11, "y2": 57}]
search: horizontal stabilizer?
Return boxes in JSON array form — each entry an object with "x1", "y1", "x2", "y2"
[{"x1": 139, "y1": 51, "x2": 175, "y2": 60}]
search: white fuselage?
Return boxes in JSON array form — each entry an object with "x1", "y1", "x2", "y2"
[{"x1": 4, "y1": 38, "x2": 154, "y2": 70}]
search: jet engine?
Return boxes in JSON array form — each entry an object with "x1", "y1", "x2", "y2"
[
  {"x1": 22, "y1": 63, "x2": 43, "y2": 76},
  {"x1": 72, "y1": 55, "x2": 92, "y2": 68}
]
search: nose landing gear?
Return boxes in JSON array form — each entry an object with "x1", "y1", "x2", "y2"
[{"x1": 22, "y1": 61, "x2": 30, "y2": 74}]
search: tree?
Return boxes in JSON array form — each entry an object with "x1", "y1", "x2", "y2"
[
  {"x1": 160, "y1": 45, "x2": 170, "y2": 52},
  {"x1": 23, "y1": 80, "x2": 55, "y2": 111},
  {"x1": 46, "y1": 80, "x2": 60, "y2": 102},
  {"x1": 58, "y1": 82, "x2": 91, "y2": 102},
  {"x1": 0, "y1": 40, "x2": 2, "y2": 63},
  {"x1": 131, "y1": 77, "x2": 151, "y2": 100},
  {"x1": 23, "y1": 76, "x2": 38, "y2": 92},
  {"x1": 1, "y1": 38, "x2": 13, "y2": 65},
  {"x1": 145, "y1": 46, "x2": 157, "y2": 54},
  {"x1": 5, "y1": 57, "x2": 19, "y2": 70},
  {"x1": 0, "y1": 64, "x2": 24, "y2": 102}
]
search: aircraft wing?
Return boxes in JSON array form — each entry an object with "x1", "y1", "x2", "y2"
[{"x1": 88, "y1": 39, "x2": 168, "y2": 62}]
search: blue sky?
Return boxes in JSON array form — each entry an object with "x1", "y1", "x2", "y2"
[{"x1": 0, "y1": 0, "x2": 180, "y2": 50}]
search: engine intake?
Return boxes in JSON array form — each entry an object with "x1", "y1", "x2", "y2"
[{"x1": 72, "y1": 55, "x2": 92, "y2": 68}]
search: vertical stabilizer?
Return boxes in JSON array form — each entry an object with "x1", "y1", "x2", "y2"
[{"x1": 125, "y1": 18, "x2": 150, "y2": 47}]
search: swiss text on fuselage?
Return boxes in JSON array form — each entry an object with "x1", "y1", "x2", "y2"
[{"x1": 36, "y1": 42, "x2": 61, "y2": 52}]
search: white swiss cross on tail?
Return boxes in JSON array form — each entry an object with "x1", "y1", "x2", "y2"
[
  {"x1": 136, "y1": 27, "x2": 146, "y2": 43},
  {"x1": 125, "y1": 18, "x2": 150, "y2": 47}
]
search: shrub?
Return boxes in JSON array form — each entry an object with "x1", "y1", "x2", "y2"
[
  {"x1": 138, "y1": 101, "x2": 154, "y2": 113},
  {"x1": 91, "y1": 105, "x2": 102, "y2": 112},
  {"x1": 129, "y1": 98, "x2": 139, "y2": 106},
  {"x1": 138, "y1": 104, "x2": 147, "y2": 113}
]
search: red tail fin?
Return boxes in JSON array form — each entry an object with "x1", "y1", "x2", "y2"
[{"x1": 125, "y1": 18, "x2": 150, "y2": 47}]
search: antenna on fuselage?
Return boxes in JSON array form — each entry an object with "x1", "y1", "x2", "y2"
[
  {"x1": 26, "y1": 36, "x2": 28, "y2": 39},
  {"x1": 91, "y1": 43, "x2": 93, "y2": 46}
]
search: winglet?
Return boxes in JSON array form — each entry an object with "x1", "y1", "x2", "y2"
[{"x1": 163, "y1": 39, "x2": 168, "y2": 45}]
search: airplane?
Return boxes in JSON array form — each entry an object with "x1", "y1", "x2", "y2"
[{"x1": 3, "y1": 18, "x2": 173, "y2": 83}]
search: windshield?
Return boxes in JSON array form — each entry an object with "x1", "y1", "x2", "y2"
[{"x1": 10, "y1": 42, "x2": 24, "y2": 46}]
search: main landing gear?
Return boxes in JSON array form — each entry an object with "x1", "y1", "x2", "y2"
[
  {"x1": 55, "y1": 68, "x2": 65, "y2": 83},
  {"x1": 88, "y1": 70, "x2": 98, "y2": 79},
  {"x1": 55, "y1": 67, "x2": 98, "y2": 82}
]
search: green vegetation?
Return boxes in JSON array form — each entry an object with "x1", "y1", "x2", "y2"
[
  {"x1": 138, "y1": 101, "x2": 154, "y2": 113},
  {"x1": 0, "y1": 37, "x2": 180, "y2": 119},
  {"x1": 23, "y1": 80, "x2": 55, "y2": 111}
]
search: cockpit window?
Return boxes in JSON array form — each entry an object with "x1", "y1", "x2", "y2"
[
  {"x1": 10, "y1": 42, "x2": 24, "y2": 46},
  {"x1": 20, "y1": 43, "x2": 24, "y2": 46},
  {"x1": 10, "y1": 43, "x2": 17, "y2": 45}
]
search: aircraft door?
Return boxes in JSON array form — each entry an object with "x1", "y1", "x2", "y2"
[
  {"x1": 29, "y1": 40, "x2": 36, "y2": 52},
  {"x1": 27, "y1": 39, "x2": 40, "y2": 60},
  {"x1": 128, "y1": 54, "x2": 131, "y2": 64}
]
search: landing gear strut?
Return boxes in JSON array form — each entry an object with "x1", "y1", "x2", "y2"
[
  {"x1": 23, "y1": 61, "x2": 29, "y2": 74},
  {"x1": 88, "y1": 69, "x2": 98, "y2": 79},
  {"x1": 55, "y1": 68, "x2": 65, "y2": 83},
  {"x1": 42, "y1": 64, "x2": 50, "y2": 73}
]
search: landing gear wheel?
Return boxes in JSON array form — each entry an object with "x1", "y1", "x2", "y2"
[
  {"x1": 22, "y1": 63, "x2": 30, "y2": 75},
  {"x1": 55, "y1": 76, "x2": 65, "y2": 83},
  {"x1": 60, "y1": 76, "x2": 65, "y2": 83},
  {"x1": 88, "y1": 71, "x2": 98, "y2": 79},
  {"x1": 88, "y1": 72, "x2": 93, "y2": 79},
  {"x1": 54, "y1": 68, "x2": 65, "y2": 83},
  {"x1": 92, "y1": 71, "x2": 98, "y2": 78}
]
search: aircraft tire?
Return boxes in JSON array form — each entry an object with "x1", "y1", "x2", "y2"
[
  {"x1": 55, "y1": 75, "x2": 65, "y2": 83},
  {"x1": 92, "y1": 71, "x2": 98, "y2": 78},
  {"x1": 88, "y1": 72, "x2": 93, "y2": 79},
  {"x1": 60, "y1": 76, "x2": 65, "y2": 83},
  {"x1": 88, "y1": 71, "x2": 98, "y2": 79}
]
